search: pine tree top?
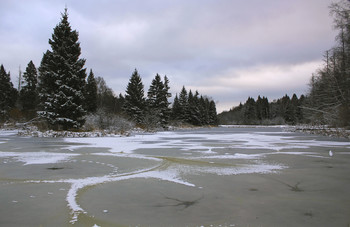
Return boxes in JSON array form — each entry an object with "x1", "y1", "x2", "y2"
[{"x1": 49, "y1": 8, "x2": 83, "y2": 65}]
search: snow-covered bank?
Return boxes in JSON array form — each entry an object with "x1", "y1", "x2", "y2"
[
  {"x1": 17, "y1": 129, "x2": 124, "y2": 138},
  {"x1": 219, "y1": 124, "x2": 288, "y2": 128},
  {"x1": 11, "y1": 124, "x2": 208, "y2": 138},
  {"x1": 11, "y1": 125, "x2": 144, "y2": 138},
  {"x1": 219, "y1": 124, "x2": 350, "y2": 139},
  {"x1": 2, "y1": 123, "x2": 350, "y2": 140}
]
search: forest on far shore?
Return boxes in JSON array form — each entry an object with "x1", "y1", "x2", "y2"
[{"x1": 218, "y1": 94, "x2": 305, "y2": 125}]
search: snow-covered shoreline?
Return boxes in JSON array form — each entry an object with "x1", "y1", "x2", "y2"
[
  {"x1": 17, "y1": 128, "x2": 129, "y2": 138},
  {"x1": 286, "y1": 125, "x2": 350, "y2": 139},
  {"x1": 221, "y1": 124, "x2": 350, "y2": 139},
  {"x1": 0, "y1": 124, "x2": 141, "y2": 138},
  {"x1": 1, "y1": 123, "x2": 350, "y2": 139},
  {"x1": 0, "y1": 122, "x2": 209, "y2": 138}
]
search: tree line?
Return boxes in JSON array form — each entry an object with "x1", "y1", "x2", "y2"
[
  {"x1": 0, "y1": 8, "x2": 217, "y2": 130},
  {"x1": 218, "y1": 94, "x2": 305, "y2": 125}
]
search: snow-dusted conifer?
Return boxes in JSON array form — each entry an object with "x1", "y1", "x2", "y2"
[
  {"x1": 199, "y1": 95, "x2": 209, "y2": 125},
  {"x1": 178, "y1": 86, "x2": 189, "y2": 122},
  {"x1": 38, "y1": 8, "x2": 87, "y2": 129},
  {"x1": 188, "y1": 90, "x2": 202, "y2": 125},
  {"x1": 208, "y1": 100, "x2": 218, "y2": 125},
  {"x1": 19, "y1": 61, "x2": 38, "y2": 112},
  {"x1": 147, "y1": 74, "x2": 171, "y2": 127},
  {"x1": 124, "y1": 69, "x2": 145, "y2": 124},
  {"x1": 84, "y1": 69, "x2": 97, "y2": 113},
  {"x1": 172, "y1": 94, "x2": 181, "y2": 120},
  {"x1": 0, "y1": 64, "x2": 17, "y2": 115}
]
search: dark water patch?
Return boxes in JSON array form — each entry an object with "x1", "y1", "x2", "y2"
[
  {"x1": 47, "y1": 167, "x2": 65, "y2": 170},
  {"x1": 304, "y1": 211, "x2": 314, "y2": 218}
]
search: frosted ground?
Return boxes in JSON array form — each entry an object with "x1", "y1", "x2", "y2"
[{"x1": 0, "y1": 127, "x2": 350, "y2": 226}]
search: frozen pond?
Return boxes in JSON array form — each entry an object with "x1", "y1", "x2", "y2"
[{"x1": 1, "y1": 126, "x2": 350, "y2": 227}]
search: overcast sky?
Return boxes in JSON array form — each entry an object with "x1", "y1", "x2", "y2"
[{"x1": 0, "y1": 0, "x2": 338, "y2": 112}]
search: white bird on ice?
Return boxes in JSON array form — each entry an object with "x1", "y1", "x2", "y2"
[{"x1": 329, "y1": 150, "x2": 333, "y2": 157}]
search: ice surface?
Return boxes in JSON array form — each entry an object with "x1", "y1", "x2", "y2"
[
  {"x1": 0, "y1": 151, "x2": 79, "y2": 165},
  {"x1": 3, "y1": 127, "x2": 350, "y2": 225}
]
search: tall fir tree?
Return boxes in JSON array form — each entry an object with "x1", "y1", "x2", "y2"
[
  {"x1": 84, "y1": 69, "x2": 98, "y2": 113},
  {"x1": 201, "y1": 96, "x2": 210, "y2": 125},
  {"x1": 256, "y1": 96, "x2": 269, "y2": 121},
  {"x1": 0, "y1": 65, "x2": 17, "y2": 117},
  {"x1": 178, "y1": 86, "x2": 189, "y2": 122},
  {"x1": 188, "y1": 90, "x2": 201, "y2": 125},
  {"x1": 96, "y1": 76, "x2": 115, "y2": 112},
  {"x1": 38, "y1": 8, "x2": 87, "y2": 129},
  {"x1": 147, "y1": 74, "x2": 164, "y2": 108},
  {"x1": 124, "y1": 69, "x2": 145, "y2": 124},
  {"x1": 208, "y1": 100, "x2": 218, "y2": 125},
  {"x1": 172, "y1": 94, "x2": 181, "y2": 120},
  {"x1": 163, "y1": 75, "x2": 172, "y2": 121},
  {"x1": 281, "y1": 95, "x2": 293, "y2": 123},
  {"x1": 244, "y1": 97, "x2": 256, "y2": 124},
  {"x1": 19, "y1": 61, "x2": 38, "y2": 113},
  {"x1": 147, "y1": 74, "x2": 171, "y2": 127}
]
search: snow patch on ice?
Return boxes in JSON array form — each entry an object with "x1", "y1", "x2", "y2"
[
  {"x1": 202, "y1": 153, "x2": 267, "y2": 160},
  {"x1": 168, "y1": 161, "x2": 286, "y2": 176},
  {"x1": 65, "y1": 130, "x2": 350, "y2": 157},
  {"x1": 0, "y1": 151, "x2": 79, "y2": 165},
  {"x1": 0, "y1": 130, "x2": 18, "y2": 136},
  {"x1": 28, "y1": 162, "x2": 195, "y2": 224}
]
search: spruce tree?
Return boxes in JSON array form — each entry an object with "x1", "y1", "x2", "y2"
[
  {"x1": 172, "y1": 94, "x2": 181, "y2": 120},
  {"x1": 281, "y1": 95, "x2": 293, "y2": 124},
  {"x1": 96, "y1": 76, "x2": 116, "y2": 113},
  {"x1": 38, "y1": 8, "x2": 87, "y2": 129},
  {"x1": 198, "y1": 94, "x2": 207, "y2": 125},
  {"x1": 188, "y1": 90, "x2": 201, "y2": 125},
  {"x1": 255, "y1": 96, "x2": 269, "y2": 121},
  {"x1": 19, "y1": 61, "x2": 38, "y2": 113},
  {"x1": 178, "y1": 86, "x2": 189, "y2": 122},
  {"x1": 296, "y1": 95, "x2": 305, "y2": 123},
  {"x1": 162, "y1": 75, "x2": 172, "y2": 122},
  {"x1": 202, "y1": 96, "x2": 210, "y2": 125},
  {"x1": 84, "y1": 70, "x2": 98, "y2": 113},
  {"x1": 262, "y1": 96, "x2": 270, "y2": 119},
  {"x1": 0, "y1": 65, "x2": 17, "y2": 116},
  {"x1": 256, "y1": 95, "x2": 263, "y2": 121},
  {"x1": 147, "y1": 74, "x2": 171, "y2": 127},
  {"x1": 147, "y1": 74, "x2": 164, "y2": 108},
  {"x1": 208, "y1": 100, "x2": 218, "y2": 125},
  {"x1": 244, "y1": 97, "x2": 256, "y2": 124},
  {"x1": 124, "y1": 69, "x2": 145, "y2": 124}
]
